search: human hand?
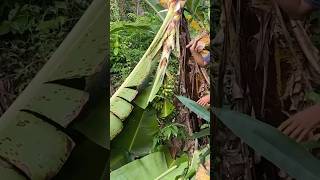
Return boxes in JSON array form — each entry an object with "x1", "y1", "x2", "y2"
[
  {"x1": 186, "y1": 37, "x2": 205, "y2": 53},
  {"x1": 197, "y1": 95, "x2": 210, "y2": 107},
  {"x1": 278, "y1": 105, "x2": 320, "y2": 142}
]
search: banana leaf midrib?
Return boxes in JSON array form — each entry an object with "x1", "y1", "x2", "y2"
[{"x1": 110, "y1": 7, "x2": 175, "y2": 101}]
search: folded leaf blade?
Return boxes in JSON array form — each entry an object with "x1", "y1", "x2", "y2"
[
  {"x1": 214, "y1": 108, "x2": 320, "y2": 180},
  {"x1": 0, "y1": 112, "x2": 74, "y2": 180},
  {"x1": 110, "y1": 97, "x2": 134, "y2": 120}
]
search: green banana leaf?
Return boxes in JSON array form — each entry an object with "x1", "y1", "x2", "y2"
[
  {"x1": 111, "y1": 152, "x2": 168, "y2": 180},
  {"x1": 301, "y1": 141, "x2": 320, "y2": 151},
  {"x1": 112, "y1": 107, "x2": 159, "y2": 157},
  {"x1": 185, "y1": 146, "x2": 210, "y2": 178},
  {"x1": 110, "y1": 148, "x2": 132, "y2": 171},
  {"x1": 214, "y1": 108, "x2": 320, "y2": 180},
  {"x1": 191, "y1": 128, "x2": 210, "y2": 139},
  {"x1": 111, "y1": 151, "x2": 189, "y2": 180},
  {"x1": 177, "y1": 96, "x2": 210, "y2": 122},
  {"x1": 160, "y1": 100, "x2": 175, "y2": 118},
  {"x1": 156, "y1": 162, "x2": 189, "y2": 180},
  {"x1": 110, "y1": 1, "x2": 182, "y2": 140},
  {"x1": 110, "y1": 22, "x2": 154, "y2": 34},
  {"x1": 0, "y1": 0, "x2": 107, "y2": 179},
  {"x1": 306, "y1": 91, "x2": 320, "y2": 103}
]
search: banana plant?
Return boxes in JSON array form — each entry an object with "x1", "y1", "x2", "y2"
[
  {"x1": 143, "y1": 0, "x2": 168, "y2": 20},
  {"x1": 0, "y1": 0, "x2": 107, "y2": 179},
  {"x1": 110, "y1": 95, "x2": 212, "y2": 180},
  {"x1": 110, "y1": 146, "x2": 209, "y2": 180},
  {"x1": 110, "y1": 0, "x2": 186, "y2": 140}
]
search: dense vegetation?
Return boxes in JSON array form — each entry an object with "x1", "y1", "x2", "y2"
[
  {"x1": 0, "y1": 0, "x2": 91, "y2": 114},
  {"x1": 0, "y1": 0, "x2": 107, "y2": 179},
  {"x1": 110, "y1": 0, "x2": 211, "y2": 179}
]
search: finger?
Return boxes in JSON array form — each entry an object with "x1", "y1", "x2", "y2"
[
  {"x1": 196, "y1": 43, "x2": 205, "y2": 52},
  {"x1": 197, "y1": 99, "x2": 204, "y2": 104},
  {"x1": 288, "y1": 126, "x2": 304, "y2": 139},
  {"x1": 278, "y1": 119, "x2": 292, "y2": 131},
  {"x1": 196, "y1": 45, "x2": 202, "y2": 52},
  {"x1": 282, "y1": 121, "x2": 299, "y2": 136},
  {"x1": 297, "y1": 128, "x2": 310, "y2": 142},
  {"x1": 190, "y1": 41, "x2": 197, "y2": 51}
]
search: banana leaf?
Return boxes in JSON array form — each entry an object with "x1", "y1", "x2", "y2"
[
  {"x1": 176, "y1": 96, "x2": 210, "y2": 122},
  {"x1": 160, "y1": 100, "x2": 175, "y2": 118},
  {"x1": 111, "y1": 152, "x2": 168, "y2": 180},
  {"x1": 110, "y1": 1, "x2": 184, "y2": 140},
  {"x1": 306, "y1": 91, "x2": 320, "y2": 103},
  {"x1": 111, "y1": 151, "x2": 189, "y2": 180},
  {"x1": 214, "y1": 108, "x2": 320, "y2": 180},
  {"x1": 111, "y1": 107, "x2": 159, "y2": 157},
  {"x1": 191, "y1": 128, "x2": 210, "y2": 139},
  {"x1": 0, "y1": 0, "x2": 107, "y2": 179}
]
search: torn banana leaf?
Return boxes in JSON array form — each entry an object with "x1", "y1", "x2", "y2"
[
  {"x1": 110, "y1": 1, "x2": 184, "y2": 140},
  {"x1": 0, "y1": 0, "x2": 107, "y2": 179}
]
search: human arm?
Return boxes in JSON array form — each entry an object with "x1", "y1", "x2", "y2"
[
  {"x1": 186, "y1": 39, "x2": 208, "y2": 67},
  {"x1": 278, "y1": 104, "x2": 320, "y2": 142}
]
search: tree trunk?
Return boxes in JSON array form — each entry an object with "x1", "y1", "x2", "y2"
[{"x1": 215, "y1": 0, "x2": 320, "y2": 179}]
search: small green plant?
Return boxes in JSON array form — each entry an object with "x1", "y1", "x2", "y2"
[{"x1": 153, "y1": 123, "x2": 187, "y2": 149}]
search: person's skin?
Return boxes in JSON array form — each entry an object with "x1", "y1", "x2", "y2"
[
  {"x1": 274, "y1": 0, "x2": 320, "y2": 142},
  {"x1": 186, "y1": 38, "x2": 210, "y2": 106},
  {"x1": 278, "y1": 105, "x2": 320, "y2": 142},
  {"x1": 186, "y1": 38, "x2": 208, "y2": 67},
  {"x1": 275, "y1": 0, "x2": 316, "y2": 19},
  {"x1": 197, "y1": 94, "x2": 210, "y2": 106}
]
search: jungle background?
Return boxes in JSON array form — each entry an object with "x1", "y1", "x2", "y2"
[
  {"x1": 0, "y1": 0, "x2": 92, "y2": 115},
  {"x1": 110, "y1": 0, "x2": 212, "y2": 179}
]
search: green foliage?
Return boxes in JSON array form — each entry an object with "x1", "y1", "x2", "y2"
[
  {"x1": 151, "y1": 73, "x2": 176, "y2": 115},
  {"x1": 0, "y1": 0, "x2": 91, "y2": 97},
  {"x1": 110, "y1": 151, "x2": 189, "y2": 180},
  {"x1": 0, "y1": 0, "x2": 107, "y2": 178},
  {"x1": 306, "y1": 91, "x2": 320, "y2": 103},
  {"x1": 111, "y1": 152, "x2": 169, "y2": 180},
  {"x1": 177, "y1": 96, "x2": 210, "y2": 122},
  {"x1": 191, "y1": 128, "x2": 210, "y2": 139},
  {"x1": 110, "y1": 0, "x2": 121, "y2": 21},
  {"x1": 112, "y1": 107, "x2": 159, "y2": 157},
  {"x1": 153, "y1": 123, "x2": 187, "y2": 149},
  {"x1": 214, "y1": 108, "x2": 320, "y2": 180},
  {"x1": 110, "y1": 12, "x2": 161, "y2": 89}
]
